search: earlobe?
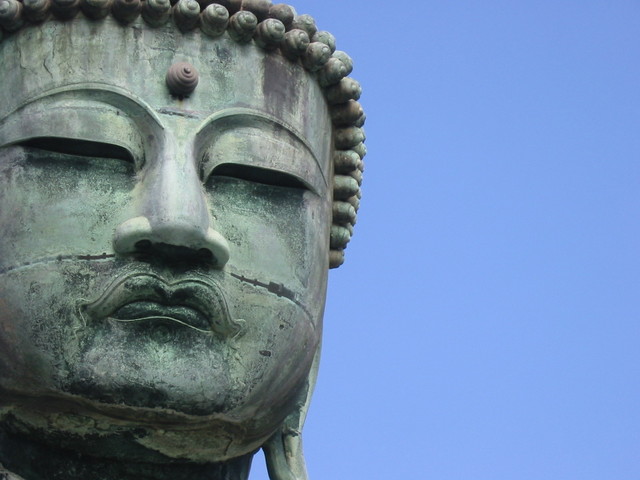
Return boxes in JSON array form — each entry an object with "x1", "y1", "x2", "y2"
[
  {"x1": 263, "y1": 431, "x2": 301, "y2": 480},
  {"x1": 263, "y1": 341, "x2": 321, "y2": 480}
]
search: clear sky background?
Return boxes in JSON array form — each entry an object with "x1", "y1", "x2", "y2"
[{"x1": 251, "y1": 2, "x2": 640, "y2": 479}]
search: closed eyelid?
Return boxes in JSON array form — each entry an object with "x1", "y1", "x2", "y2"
[
  {"x1": 0, "y1": 85, "x2": 165, "y2": 165},
  {"x1": 209, "y1": 163, "x2": 311, "y2": 191},
  {"x1": 194, "y1": 109, "x2": 329, "y2": 194},
  {"x1": 20, "y1": 137, "x2": 136, "y2": 164},
  {"x1": 196, "y1": 111, "x2": 326, "y2": 173},
  {"x1": 0, "y1": 104, "x2": 145, "y2": 167}
]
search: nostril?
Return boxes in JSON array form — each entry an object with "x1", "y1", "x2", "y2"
[
  {"x1": 135, "y1": 240, "x2": 152, "y2": 251},
  {"x1": 131, "y1": 243, "x2": 218, "y2": 266},
  {"x1": 197, "y1": 248, "x2": 214, "y2": 262},
  {"x1": 113, "y1": 217, "x2": 229, "y2": 268}
]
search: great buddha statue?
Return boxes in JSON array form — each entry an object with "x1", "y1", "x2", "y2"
[{"x1": 0, "y1": 0, "x2": 365, "y2": 478}]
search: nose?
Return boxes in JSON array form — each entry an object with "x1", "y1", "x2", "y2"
[{"x1": 113, "y1": 147, "x2": 230, "y2": 268}]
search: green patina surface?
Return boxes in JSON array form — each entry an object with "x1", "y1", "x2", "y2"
[{"x1": 0, "y1": 4, "x2": 360, "y2": 477}]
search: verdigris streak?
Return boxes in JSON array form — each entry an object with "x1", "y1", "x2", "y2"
[{"x1": 0, "y1": 1, "x2": 366, "y2": 478}]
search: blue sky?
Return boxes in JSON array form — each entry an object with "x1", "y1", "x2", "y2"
[{"x1": 251, "y1": 2, "x2": 640, "y2": 478}]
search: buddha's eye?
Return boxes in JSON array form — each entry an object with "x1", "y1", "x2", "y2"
[
  {"x1": 210, "y1": 163, "x2": 309, "y2": 190},
  {"x1": 19, "y1": 137, "x2": 135, "y2": 163}
]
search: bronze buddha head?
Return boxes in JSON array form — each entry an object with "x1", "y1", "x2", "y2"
[{"x1": 0, "y1": 2, "x2": 365, "y2": 478}]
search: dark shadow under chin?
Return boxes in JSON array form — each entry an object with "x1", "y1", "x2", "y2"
[{"x1": 0, "y1": 424, "x2": 254, "y2": 480}]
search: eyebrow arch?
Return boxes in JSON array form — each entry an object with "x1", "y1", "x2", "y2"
[
  {"x1": 0, "y1": 83, "x2": 165, "y2": 132},
  {"x1": 195, "y1": 107, "x2": 329, "y2": 188}
]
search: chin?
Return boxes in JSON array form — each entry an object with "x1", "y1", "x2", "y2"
[{"x1": 0, "y1": 370, "x2": 309, "y2": 463}]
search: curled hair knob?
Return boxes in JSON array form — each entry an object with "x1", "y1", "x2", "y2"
[
  {"x1": 333, "y1": 150, "x2": 361, "y2": 174},
  {"x1": 82, "y1": 0, "x2": 112, "y2": 19},
  {"x1": 166, "y1": 62, "x2": 199, "y2": 97},
  {"x1": 0, "y1": 0, "x2": 24, "y2": 31},
  {"x1": 333, "y1": 175, "x2": 360, "y2": 200},
  {"x1": 325, "y1": 78, "x2": 362, "y2": 105},
  {"x1": 51, "y1": 0, "x2": 80, "y2": 19},
  {"x1": 352, "y1": 142, "x2": 367, "y2": 160},
  {"x1": 329, "y1": 249, "x2": 345, "y2": 269},
  {"x1": 240, "y1": 0, "x2": 270, "y2": 21},
  {"x1": 291, "y1": 13, "x2": 316, "y2": 37},
  {"x1": 142, "y1": 0, "x2": 171, "y2": 25},
  {"x1": 112, "y1": 0, "x2": 142, "y2": 23},
  {"x1": 201, "y1": 3, "x2": 229, "y2": 37},
  {"x1": 335, "y1": 127, "x2": 365, "y2": 150},
  {"x1": 268, "y1": 3, "x2": 294, "y2": 29},
  {"x1": 331, "y1": 100, "x2": 364, "y2": 127},
  {"x1": 254, "y1": 18, "x2": 285, "y2": 49},
  {"x1": 333, "y1": 202, "x2": 357, "y2": 225},
  {"x1": 312, "y1": 30, "x2": 336, "y2": 54},
  {"x1": 332, "y1": 50, "x2": 354, "y2": 76},
  {"x1": 330, "y1": 225, "x2": 352, "y2": 250},
  {"x1": 302, "y1": 41, "x2": 331, "y2": 72},
  {"x1": 349, "y1": 168, "x2": 363, "y2": 186},
  {"x1": 23, "y1": 0, "x2": 51, "y2": 22},
  {"x1": 173, "y1": 0, "x2": 200, "y2": 31},
  {"x1": 228, "y1": 10, "x2": 257, "y2": 42},
  {"x1": 280, "y1": 28, "x2": 309, "y2": 60},
  {"x1": 346, "y1": 195, "x2": 361, "y2": 212},
  {"x1": 316, "y1": 57, "x2": 348, "y2": 87}
]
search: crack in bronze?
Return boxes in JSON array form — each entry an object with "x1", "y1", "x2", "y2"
[
  {"x1": 229, "y1": 273, "x2": 295, "y2": 301},
  {"x1": 157, "y1": 107, "x2": 201, "y2": 119},
  {"x1": 228, "y1": 272, "x2": 313, "y2": 321},
  {"x1": 0, "y1": 254, "x2": 116, "y2": 274}
]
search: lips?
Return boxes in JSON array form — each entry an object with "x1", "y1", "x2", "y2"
[
  {"x1": 80, "y1": 272, "x2": 243, "y2": 337},
  {"x1": 110, "y1": 301, "x2": 212, "y2": 332}
]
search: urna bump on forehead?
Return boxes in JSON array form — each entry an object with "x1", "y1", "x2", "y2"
[{"x1": 0, "y1": 0, "x2": 366, "y2": 268}]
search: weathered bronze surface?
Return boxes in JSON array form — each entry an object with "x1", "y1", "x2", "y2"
[{"x1": 0, "y1": 2, "x2": 365, "y2": 478}]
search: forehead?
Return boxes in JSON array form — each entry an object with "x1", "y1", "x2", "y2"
[{"x1": 0, "y1": 17, "x2": 332, "y2": 171}]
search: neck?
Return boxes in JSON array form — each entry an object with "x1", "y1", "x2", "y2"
[{"x1": 0, "y1": 428, "x2": 254, "y2": 480}]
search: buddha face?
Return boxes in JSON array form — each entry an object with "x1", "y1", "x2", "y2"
[{"x1": 0, "y1": 18, "x2": 332, "y2": 461}]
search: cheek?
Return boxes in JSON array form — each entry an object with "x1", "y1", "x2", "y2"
[
  {"x1": 206, "y1": 177, "x2": 331, "y2": 291},
  {"x1": 221, "y1": 285, "x2": 320, "y2": 412},
  {"x1": 0, "y1": 262, "x2": 104, "y2": 394},
  {"x1": 0, "y1": 147, "x2": 134, "y2": 268}
]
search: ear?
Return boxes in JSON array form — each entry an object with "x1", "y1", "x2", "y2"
[{"x1": 262, "y1": 341, "x2": 322, "y2": 480}]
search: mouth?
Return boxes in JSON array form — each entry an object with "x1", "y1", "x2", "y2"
[
  {"x1": 110, "y1": 300, "x2": 212, "y2": 333},
  {"x1": 80, "y1": 272, "x2": 243, "y2": 337}
]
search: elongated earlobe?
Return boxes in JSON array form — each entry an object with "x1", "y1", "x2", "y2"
[{"x1": 263, "y1": 342, "x2": 321, "y2": 480}]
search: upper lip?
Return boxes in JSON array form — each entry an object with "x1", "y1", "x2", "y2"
[{"x1": 80, "y1": 272, "x2": 243, "y2": 337}]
